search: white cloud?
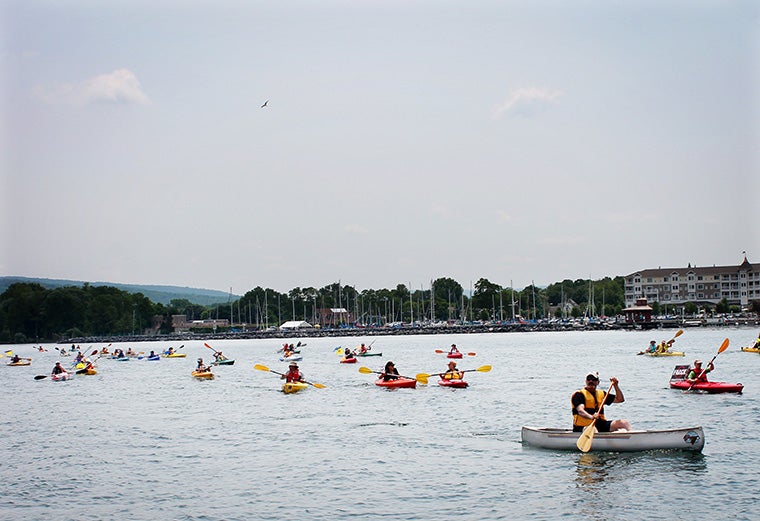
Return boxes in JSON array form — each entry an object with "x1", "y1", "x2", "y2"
[
  {"x1": 492, "y1": 87, "x2": 563, "y2": 119},
  {"x1": 33, "y1": 68, "x2": 150, "y2": 106}
]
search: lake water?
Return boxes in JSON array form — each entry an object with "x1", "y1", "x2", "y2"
[{"x1": 2, "y1": 327, "x2": 759, "y2": 521}]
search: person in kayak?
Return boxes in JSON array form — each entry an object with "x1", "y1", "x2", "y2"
[
  {"x1": 380, "y1": 361, "x2": 400, "y2": 381},
  {"x1": 52, "y1": 362, "x2": 67, "y2": 375},
  {"x1": 656, "y1": 339, "x2": 674, "y2": 354},
  {"x1": 752, "y1": 332, "x2": 760, "y2": 350},
  {"x1": 358, "y1": 343, "x2": 368, "y2": 354},
  {"x1": 196, "y1": 358, "x2": 210, "y2": 372},
  {"x1": 213, "y1": 351, "x2": 228, "y2": 363},
  {"x1": 10, "y1": 353, "x2": 21, "y2": 363},
  {"x1": 686, "y1": 359, "x2": 713, "y2": 384},
  {"x1": 442, "y1": 361, "x2": 463, "y2": 380},
  {"x1": 343, "y1": 348, "x2": 356, "y2": 360},
  {"x1": 571, "y1": 372, "x2": 631, "y2": 433},
  {"x1": 282, "y1": 362, "x2": 304, "y2": 383},
  {"x1": 126, "y1": 347, "x2": 136, "y2": 357},
  {"x1": 449, "y1": 344, "x2": 460, "y2": 355},
  {"x1": 166, "y1": 347, "x2": 176, "y2": 355}
]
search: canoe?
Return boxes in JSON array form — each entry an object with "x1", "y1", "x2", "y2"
[
  {"x1": 191, "y1": 370, "x2": 214, "y2": 379},
  {"x1": 282, "y1": 381, "x2": 308, "y2": 394},
  {"x1": 357, "y1": 352, "x2": 382, "y2": 357},
  {"x1": 446, "y1": 352, "x2": 463, "y2": 359},
  {"x1": 375, "y1": 377, "x2": 416, "y2": 389},
  {"x1": 162, "y1": 353, "x2": 187, "y2": 358},
  {"x1": 7, "y1": 360, "x2": 31, "y2": 366},
  {"x1": 669, "y1": 380, "x2": 744, "y2": 393},
  {"x1": 644, "y1": 351, "x2": 685, "y2": 357},
  {"x1": 51, "y1": 372, "x2": 72, "y2": 381},
  {"x1": 213, "y1": 359, "x2": 235, "y2": 366},
  {"x1": 438, "y1": 378, "x2": 469, "y2": 388},
  {"x1": 340, "y1": 357, "x2": 357, "y2": 364},
  {"x1": 741, "y1": 347, "x2": 760, "y2": 353},
  {"x1": 280, "y1": 355, "x2": 303, "y2": 362},
  {"x1": 521, "y1": 426, "x2": 705, "y2": 452}
]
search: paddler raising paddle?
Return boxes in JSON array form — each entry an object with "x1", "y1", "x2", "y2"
[{"x1": 572, "y1": 372, "x2": 631, "y2": 433}]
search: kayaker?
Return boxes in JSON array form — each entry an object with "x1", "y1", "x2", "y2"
[
  {"x1": 656, "y1": 340, "x2": 673, "y2": 354},
  {"x1": 344, "y1": 348, "x2": 356, "y2": 360},
  {"x1": 126, "y1": 347, "x2": 136, "y2": 357},
  {"x1": 10, "y1": 354, "x2": 21, "y2": 363},
  {"x1": 449, "y1": 344, "x2": 460, "y2": 355},
  {"x1": 358, "y1": 343, "x2": 368, "y2": 354},
  {"x1": 753, "y1": 332, "x2": 760, "y2": 350},
  {"x1": 686, "y1": 359, "x2": 713, "y2": 384},
  {"x1": 167, "y1": 347, "x2": 175, "y2": 355},
  {"x1": 442, "y1": 361, "x2": 462, "y2": 380},
  {"x1": 52, "y1": 361, "x2": 66, "y2": 375},
  {"x1": 196, "y1": 358, "x2": 209, "y2": 372},
  {"x1": 381, "y1": 361, "x2": 400, "y2": 381},
  {"x1": 282, "y1": 362, "x2": 304, "y2": 383},
  {"x1": 647, "y1": 340, "x2": 657, "y2": 353},
  {"x1": 571, "y1": 372, "x2": 632, "y2": 433},
  {"x1": 213, "y1": 351, "x2": 228, "y2": 362}
]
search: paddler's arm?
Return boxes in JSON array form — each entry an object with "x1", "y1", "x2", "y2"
[{"x1": 610, "y1": 377, "x2": 624, "y2": 403}]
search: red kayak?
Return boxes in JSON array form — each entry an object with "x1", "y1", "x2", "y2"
[
  {"x1": 375, "y1": 377, "x2": 416, "y2": 389},
  {"x1": 670, "y1": 380, "x2": 744, "y2": 393},
  {"x1": 438, "y1": 378, "x2": 468, "y2": 388},
  {"x1": 340, "y1": 357, "x2": 357, "y2": 364},
  {"x1": 446, "y1": 352, "x2": 463, "y2": 359}
]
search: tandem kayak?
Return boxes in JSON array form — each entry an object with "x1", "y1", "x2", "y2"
[
  {"x1": 446, "y1": 352, "x2": 463, "y2": 359},
  {"x1": 375, "y1": 377, "x2": 416, "y2": 389},
  {"x1": 644, "y1": 351, "x2": 685, "y2": 357},
  {"x1": 191, "y1": 370, "x2": 214, "y2": 379},
  {"x1": 741, "y1": 347, "x2": 760, "y2": 353},
  {"x1": 520, "y1": 426, "x2": 705, "y2": 452},
  {"x1": 282, "y1": 381, "x2": 309, "y2": 394},
  {"x1": 438, "y1": 378, "x2": 469, "y2": 388},
  {"x1": 340, "y1": 357, "x2": 357, "y2": 364},
  {"x1": 669, "y1": 380, "x2": 744, "y2": 393}
]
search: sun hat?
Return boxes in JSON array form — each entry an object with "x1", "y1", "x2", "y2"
[{"x1": 586, "y1": 371, "x2": 600, "y2": 381}]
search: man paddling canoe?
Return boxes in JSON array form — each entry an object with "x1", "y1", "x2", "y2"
[{"x1": 571, "y1": 372, "x2": 631, "y2": 433}]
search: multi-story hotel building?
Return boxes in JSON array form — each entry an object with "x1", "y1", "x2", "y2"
[{"x1": 624, "y1": 255, "x2": 759, "y2": 309}]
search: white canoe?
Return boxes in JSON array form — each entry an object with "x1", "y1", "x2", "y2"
[{"x1": 521, "y1": 426, "x2": 705, "y2": 452}]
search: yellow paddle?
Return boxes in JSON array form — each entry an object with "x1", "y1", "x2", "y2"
[
  {"x1": 686, "y1": 338, "x2": 730, "y2": 391},
  {"x1": 254, "y1": 363, "x2": 326, "y2": 389},
  {"x1": 637, "y1": 329, "x2": 683, "y2": 355},
  {"x1": 576, "y1": 382, "x2": 615, "y2": 453},
  {"x1": 415, "y1": 365, "x2": 492, "y2": 385}
]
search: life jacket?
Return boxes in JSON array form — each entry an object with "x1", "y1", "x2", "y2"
[
  {"x1": 689, "y1": 366, "x2": 710, "y2": 382},
  {"x1": 286, "y1": 370, "x2": 301, "y2": 383},
  {"x1": 443, "y1": 370, "x2": 462, "y2": 380},
  {"x1": 572, "y1": 388, "x2": 607, "y2": 427}
]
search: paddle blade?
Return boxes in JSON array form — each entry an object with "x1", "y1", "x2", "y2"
[
  {"x1": 467, "y1": 352, "x2": 477, "y2": 356},
  {"x1": 34, "y1": 375, "x2": 48, "y2": 380},
  {"x1": 476, "y1": 365, "x2": 492, "y2": 373},
  {"x1": 311, "y1": 383, "x2": 327, "y2": 389},
  {"x1": 718, "y1": 338, "x2": 730, "y2": 354},
  {"x1": 415, "y1": 373, "x2": 430, "y2": 384},
  {"x1": 673, "y1": 329, "x2": 684, "y2": 339},
  {"x1": 576, "y1": 422, "x2": 597, "y2": 452},
  {"x1": 358, "y1": 366, "x2": 375, "y2": 374},
  {"x1": 253, "y1": 364, "x2": 270, "y2": 372},
  {"x1": 434, "y1": 349, "x2": 445, "y2": 354}
]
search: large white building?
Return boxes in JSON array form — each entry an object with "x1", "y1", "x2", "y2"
[{"x1": 624, "y1": 255, "x2": 759, "y2": 309}]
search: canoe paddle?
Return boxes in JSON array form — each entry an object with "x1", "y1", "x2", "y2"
[
  {"x1": 358, "y1": 366, "x2": 416, "y2": 381},
  {"x1": 686, "y1": 338, "x2": 730, "y2": 391},
  {"x1": 576, "y1": 381, "x2": 615, "y2": 453},
  {"x1": 637, "y1": 329, "x2": 683, "y2": 355},
  {"x1": 253, "y1": 363, "x2": 326, "y2": 389},
  {"x1": 434, "y1": 349, "x2": 476, "y2": 356},
  {"x1": 415, "y1": 365, "x2": 492, "y2": 385}
]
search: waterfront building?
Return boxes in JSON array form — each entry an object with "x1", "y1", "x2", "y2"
[{"x1": 624, "y1": 254, "x2": 759, "y2": 309}]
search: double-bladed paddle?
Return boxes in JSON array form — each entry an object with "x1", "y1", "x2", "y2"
[
  {"x1": 415, "y1": 365, "x2": 492, "y2": 384},
  {"x1": 434, "y1": 349, "x2": 476, "y2": 356},
  {"x1": 358, "y1": 366, "x2": 416, "y2": 381},
  {"x1": 253, "y1": 363, "x2": 326, "y2": 389}
]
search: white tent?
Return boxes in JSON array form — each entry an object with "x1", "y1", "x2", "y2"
[{"x1": 279, "y1": 320, "x2": 313, "y2": 330}]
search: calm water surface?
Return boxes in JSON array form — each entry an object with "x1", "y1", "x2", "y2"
[{"x1": 2, "y1": 328, "x2": 759, "y2": 520}]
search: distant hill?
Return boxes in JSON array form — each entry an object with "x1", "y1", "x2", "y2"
[{"x1": 0, "y1": 276, "x2": 237, "y2": 306}]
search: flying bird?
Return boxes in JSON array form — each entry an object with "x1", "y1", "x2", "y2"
[{"x1": 261, "y1": 100, "x2": 269, "y2": 108}]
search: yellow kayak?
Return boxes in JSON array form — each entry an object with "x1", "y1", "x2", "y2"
[
  {"x1": 163, "y1": 353, "x2": 187, "y2": 358},
  {"x1": 7, "y1": 360, "x2": 31, "y2": 366},
  {"x1": 644, "y1": 351, "x2": 685, "y2": 357},
  {"x1": 741, "y1": 347, "x2": 760, "y2": 353},
  {"x1": 282, "y1": 381, "x2": 308, "y2": 394},
  {"x1": 191, "y1": 370, "x2": 214, "y2": 379}
]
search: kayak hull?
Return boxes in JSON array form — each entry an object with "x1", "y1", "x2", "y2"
[
  {"x1": 163, "y1": 353, "x2": 187, "y2": 358},
  {"x1": 7, "y1": 361, "x2": 31, "y2": 366},
  {"x1": 669, "y1": 380, "x2": 744, "y2": 393},
  {"x1": 446, "y1": 352, "x2": 463, "y2": 359},
  {"x1": 282, "y1": 381, "x2": 309, "y2": 394},
  {"x1": 280, "y1": 355, "x2": 303, "y2": 362},
  {"x1": 375, "y1": 378, "x2": 416, "y2": 389},
  {"x1": 340, "y1": 357, "x2": 357, "y2": 364},
  {"x1": 191, "y1": 371, "x2": 214, "y2": 379},
  {"x1": 357, "y1": 352, "x2": 382, "y2": 357},
  {"x1": 521, "y1": 426, "x2": 705, "y2": 452},
  {"x1": 741, "y1": 347, "x2": 760, "y2": 353},
  {"x1": 438, "y1": 378, "x2": 469, "y2": 388},
  {"x1": 51, "y1": 373, "x2": 72, "y2": 381},
  {"x1": 214, "y1": 359, "x2": 235, "y2": 365},
  {"x1": 644, "y1": 351, "x2": 685, "y2": 357}
]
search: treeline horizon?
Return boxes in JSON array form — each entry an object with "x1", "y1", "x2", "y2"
[{"x1": 1, "y1": 276, "x2": 629, "y2": 344}]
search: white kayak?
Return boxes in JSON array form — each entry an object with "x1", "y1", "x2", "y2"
[
  {"x1": 279, "y1": 355, "x2": 303, "y2": 362},
  {"x1": 520, "y1": 426, "x2": 704, "y2": 452}
]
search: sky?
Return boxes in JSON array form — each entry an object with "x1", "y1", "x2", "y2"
[{"x1": 1, "y1": 0, "x2": 758, "y2": 295}]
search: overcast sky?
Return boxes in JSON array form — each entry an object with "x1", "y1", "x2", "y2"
[{"x1": 2, "y1": 1, "x2": 758, "y2": 295}]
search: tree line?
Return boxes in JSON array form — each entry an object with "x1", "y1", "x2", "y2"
[{"x1": 0, "y1": 277, "x2": 627, "y2": 343}]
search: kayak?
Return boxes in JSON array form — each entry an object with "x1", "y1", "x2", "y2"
[
  {"x1": 644, "y1": 351, "x2": 685, "y2": 357},
  {"x1": 375, "y1": 377, "x2": 416, "y2": 389},
  {"x1": 80, "y1": 368, "x2": 97, "y2": 375},
  {"x1": 214, "y1": 359, "x2": 235, "y2": 366},
  {"x1": 147, "y1": 355, "x2": 161, "y2": 361},
  {"x1": 741, "y1": 347, "x2": 760, "y2": 353},
  {"x1": 340, "y1": 357, "x2": 357, "y2": 364},
  {"x1": 521, "y1": 426, "x2": 705, "y2": 452},
  {"x1": 115, "y1": 357, "x2": 130, "y2": 362},
  {"x1": 357, "y1": 352, "x2": 382, "y2": 357},
  {"x1": 280, "y1": 355, "x2": 303, "y2": 362},
  {"x1": 282, "y1": 381, "x2": 309, "y2": 394},
  {"x1": 446, "y1": 352, "x2": 463, "y2": 359},
  {"x1": 438, "y1": 378, "x2": 469, "y2": 388},
  {"x1": 162, "y1": 353, "x2": 187, "y2": 358},
  {"x1": 191, "y1": 370, "x2": 214, "y2": 379},
  {"x1": 7, "y1": 360, "x2": 31, "y2": 366},
  {"x1": 51, "y1": 372, "x2": 72, "y2": 381},
  {"x1": 669, "y1": 380, "x2": 744, "y2": 393}
]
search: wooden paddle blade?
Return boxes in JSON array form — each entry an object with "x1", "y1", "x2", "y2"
[
  {"x1": 476, "y1": 365, "x2": 492, "y2": 372},
  {"x1": 253, "y1": 364, "x2": 270, "y2": 372},
  {"x1": 718, "y1": 338, "x2": 730, "y2": 353},
  {"x1": 673, "y1": 329, "x2": 684, "y2": 339},
  {"x1": 358, "y1": 366, "x2": 375, "y2": 374},
  {"x1": 576, "y1": 422, "x2": 597, "y2": 452}
]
